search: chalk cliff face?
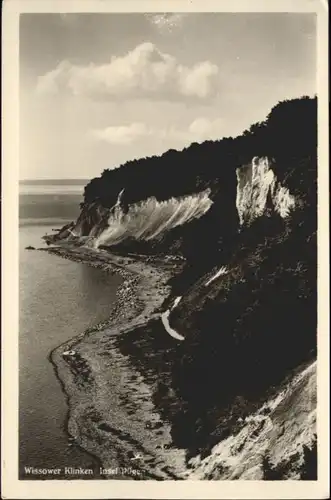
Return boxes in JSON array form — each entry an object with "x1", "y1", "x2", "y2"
[
  {"x1": 50, "y1": 188, "x2": 213, "y2": 250},
  {"x1": 48, "y1": 155, "x2": 296, "y2": 252},
  {"x1": 187, "y1": 361, "x2": 316, "y2": 480},
  {"x1": 236, "y1": 156, "x2": 295, "y2": 225},
  {"x1": 93, "y1": 189, "x2": 213, "y2": 248}
]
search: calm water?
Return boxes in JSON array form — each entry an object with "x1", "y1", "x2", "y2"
[{"x1": 19, "y1": 186, "x2": 122, "y2": 479}]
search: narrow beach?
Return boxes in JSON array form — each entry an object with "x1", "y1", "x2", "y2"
[{"x1": 42, "y1": 245, "x2": 189, "y2": 479}]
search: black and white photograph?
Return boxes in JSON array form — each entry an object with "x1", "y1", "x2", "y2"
[{"x1": 1, "y1": 0, "x2": 329, "y2": 498}]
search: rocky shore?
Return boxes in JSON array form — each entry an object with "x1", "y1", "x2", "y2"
[
  {"x1": 40, "y1": 244, "x2": 189, "y2": 479},
  {"x1": 39, "y1": 243, "x2": 317, "y2": 481}
]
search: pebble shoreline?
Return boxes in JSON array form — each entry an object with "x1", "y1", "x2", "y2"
[{"x1": 39, "y1": 245, "x2": 188, "y2": 479}]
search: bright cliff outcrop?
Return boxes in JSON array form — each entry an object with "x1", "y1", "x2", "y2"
[{"x1": 236, "y1": 156, "x2": 295, "y2": 225}]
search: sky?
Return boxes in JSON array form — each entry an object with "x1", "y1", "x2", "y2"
[{"x1": 19, "y1": 13, "x2": 316, "y2": 180}]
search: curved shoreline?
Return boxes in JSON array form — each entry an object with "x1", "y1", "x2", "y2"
[
  {"x1": 41, "y1": 245, "x2": 188, "y2": 480},
  {"x1": 46, "y1": 347, "x2": 105, "y2": 479},
  {"x1": 44, "y1": 248, "x2": 139, "y2": 480}
]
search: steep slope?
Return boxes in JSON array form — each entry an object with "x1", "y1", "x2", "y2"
[
  {"x1": 236, "y1": 156, "x2": 295, "y2": 224},
  {"x1": 45, "y1": 96, "x2": 317, "y2": 479},
  {"x1": 160, "y1": 152, "x2": 316, "y2": 459},
  {"x1": 187, "y1": 361, "x2": 316, "y2": 480}
]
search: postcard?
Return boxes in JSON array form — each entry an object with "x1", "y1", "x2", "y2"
[{"x1": 1, "y1": 0, "x2": 329, "y2": 498}]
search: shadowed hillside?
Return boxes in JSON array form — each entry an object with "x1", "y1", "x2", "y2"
[{"x1": 47, "y1": 96, "x2": 317, "y2": 479}]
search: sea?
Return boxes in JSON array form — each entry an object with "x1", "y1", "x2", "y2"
[{"x1": 19, "y1": 179, "x2": 122, "y2": 479}]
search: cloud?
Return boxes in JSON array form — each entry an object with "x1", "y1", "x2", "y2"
[
  {"x1": 36, "y1": 42, "x2": 219, "y2": 101},
  {"x1": 89, "y1": 117, "x2": 224, "y2": 146},
  {"x1": 90, "y1": 123, "x2": 150, "y2": 145},
  {"x1": 179, "y1": 62, "x2": 219, "y2": 99},
  {"x1": 146, "y1": 13, "x2": 187, "y2": 33},
  {"x1": 188, "y1": 117, "x2": 224, "y2": 137}
]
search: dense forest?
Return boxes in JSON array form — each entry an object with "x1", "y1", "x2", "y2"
[{"x1": 83, "y1": 96, "x2": 316, "y2": 210}]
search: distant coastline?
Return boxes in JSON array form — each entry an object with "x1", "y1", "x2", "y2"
[{"x1": 20, "y1": 178, "x2": 90, "y2": 185}]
